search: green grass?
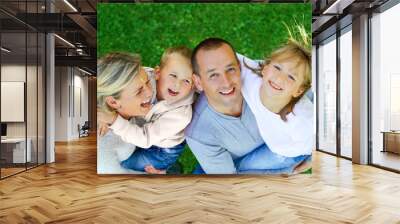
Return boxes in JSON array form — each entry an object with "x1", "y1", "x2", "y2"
[
  {"x1": 98, "y1": 3, "x2": 312, "y2": 174},
  {"x1": 98, "y1": 3, "x2": 311, "y2": 64},
  {"x1": 177, "y1": 144, "x2": 198, "y2": 174},
  {"x1": 302, "y1": 168, "x2": 312, "y2": 174}
]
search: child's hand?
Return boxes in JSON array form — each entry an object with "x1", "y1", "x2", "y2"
[
  {"x1": 98, "y1": 123, "x2": 110, "y2": 137},
  {"x1": 144, "y1": 165, "x2": 166, "y2": 174},
  {"x1": 97, "y1": 110, "x2": 118, "y2": 126}
]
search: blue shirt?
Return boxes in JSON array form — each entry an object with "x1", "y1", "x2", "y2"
[{"x1": 185, "y1": 93, "x2": 264, "y2": 174}]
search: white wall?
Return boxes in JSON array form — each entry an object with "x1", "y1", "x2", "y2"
[
  {"x1": 54, "y1": 67, "x2": 89, "y2": 141},
  {"x1": 55, "y1": 67, "x2": 69, "y2": 141}
]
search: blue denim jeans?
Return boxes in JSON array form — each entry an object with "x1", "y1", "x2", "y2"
[
  {"x1": 120, "y1": 141, "x2": 186, "y2": 172},
  {"x1": 235, "y1": 143, "x2": 311, "y2": 174},
  {"x1": 193, "y1": 143, "x2": 311, "y2": 174}
]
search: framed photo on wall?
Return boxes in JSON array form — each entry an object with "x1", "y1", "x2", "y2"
[{"x1": 97, "y1": 3, "x2": 313, "y2": 175}]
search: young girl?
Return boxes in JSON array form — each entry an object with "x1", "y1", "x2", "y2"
[
  {"x1": 236, "y1": 24, "x2": 313, "y2": 174},
  {"x1": 98, "y1": 46, "x2": 195, "y2": 174}
]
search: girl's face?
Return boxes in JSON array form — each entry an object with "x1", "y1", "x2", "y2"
[
  {"x1": 115, "y1": 67, "x2": 154, "y2": 117},
  {"x1": 156, "y1": 53, "x2": 193, "y2": 104},
  {"x1": 260, "y1": 58, "x2": 305, "y2": 102}
]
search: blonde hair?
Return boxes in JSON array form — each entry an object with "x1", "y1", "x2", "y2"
[
  {"x1": 97, "y1": 52, "x2": 141, "y2": 115},
  {"x1": 245, "y1": 23, "x2": 311, "y2": 121},
  {"x1": 159, "y1": 46, "x2": 192, "y2": 69}
]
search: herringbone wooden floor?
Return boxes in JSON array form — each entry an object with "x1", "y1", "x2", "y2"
[{"x1": 1, "y1": 135, "x2": 400, "y2": 224}]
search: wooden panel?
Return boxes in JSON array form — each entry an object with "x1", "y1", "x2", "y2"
[{"x1": 384, "y1": 132, "x2": 400, "y2": 154}]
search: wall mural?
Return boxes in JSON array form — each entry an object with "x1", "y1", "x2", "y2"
[{"x1": 97, "y1": 3, "x2": 313, "y2": 175}]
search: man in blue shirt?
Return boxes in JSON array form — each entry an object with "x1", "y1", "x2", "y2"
[{"x1": 185, "y1": 38, "x2": 310, "y2": 174}]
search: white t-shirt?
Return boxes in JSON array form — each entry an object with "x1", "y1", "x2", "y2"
[{"x1": 238, "y1": 53, "x2": 314, "y2": 157}]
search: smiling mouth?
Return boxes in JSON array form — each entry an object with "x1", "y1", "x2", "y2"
[
  {"x1": 268, "y1": 80, "x2": 283, "y2": 91},
  {"x1": 140, "y1": 99, "x2": 152, "y2": 108},
  {"x1": 168, "y1": 88, "x2": 179, "y2": 96},
  {"x1": 219, "y1": 87, "x2": 235, "y2": 96}
]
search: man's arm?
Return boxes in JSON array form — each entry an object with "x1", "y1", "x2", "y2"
[{"x1": 186, "y1": 136, "x2": 236, "y2": 174}]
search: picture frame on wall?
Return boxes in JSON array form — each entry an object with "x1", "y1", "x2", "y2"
[{"x1": 96, "y1": 3, "x2": 313, "y2": 175}]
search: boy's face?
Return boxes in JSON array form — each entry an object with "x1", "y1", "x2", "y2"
[
  {"x1": 156, "y1": 53, "x2": 193, "y2": 104},
  {"x1": 260, "y1": 58, "x2": 305, "y2": 101}
]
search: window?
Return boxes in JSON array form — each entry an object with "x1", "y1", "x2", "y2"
[
  {"x1": 317, "y1": 35, "x2": 337, "y2": 154},
  {"x1": 339, "y1": 27, "x2": 352, "y2": 158},
  {"x1": 370, "y1": 2, "x2": 400, "y2": 171}
]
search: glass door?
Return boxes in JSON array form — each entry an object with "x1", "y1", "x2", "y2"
[
  {"x1": 317, "y1": 35, "x2": 337, "y2": 155},
  {"x1": 370, "y1": 2, "x2": 400, "y2": 171}
]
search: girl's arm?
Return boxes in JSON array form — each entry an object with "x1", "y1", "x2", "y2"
[
  {"x1": 236, "y1": 53, "x2": 261, "y2": 79},
  {"x1": 110, "y1": 106, "x2": 192, "y2": 149},
  {"x1": 235, "y1": 53, "x2": 263, "y2": 108}
]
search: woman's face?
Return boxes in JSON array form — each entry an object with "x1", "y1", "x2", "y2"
[{"x1": 115, "y1": 67, "x2": 154, "y2": 117}]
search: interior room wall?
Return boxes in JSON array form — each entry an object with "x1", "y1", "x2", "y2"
[
  {"x1": 54, "y1": 66, "x2": 69, "y2": 141},
  {"x1": 54, "y1": 67, "x2": 89, "y2": 141},
  {"x1": 71, "y1": 72, "x2": 89, "y2": 138}
]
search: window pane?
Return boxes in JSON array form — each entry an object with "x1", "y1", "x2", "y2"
[
  {"x1": 318, "y1": 36, "x2": 337, "y2": 154},
  {"x1": 38, "y1": 32, "x2": 46, "y2": 165},
  {"x1": 340, "y1": 28, "x2": 352, "y2": 158},
  {"x1": 371, "y1": 3, "x2": 400, "y2": 171},
  {"x1": 1, "y1": 30, "x2": 27, "y2": 177},
  {"x1": 27, "y1": 31, "x2": 38, "y2": 169}
]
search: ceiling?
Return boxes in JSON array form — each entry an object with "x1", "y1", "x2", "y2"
[
  {"x1": 1, "y1": 0, "x2": 97, "y2": 74},
  {"x1": 312, "y1": 0, "x2": 391, "y2": 44},
  {"x1": 1, "y1": 0, "x2": 394, "y2": 75}
]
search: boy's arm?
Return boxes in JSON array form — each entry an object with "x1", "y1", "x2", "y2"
[
  {"x1": 110, "y1": 106, "x2": 192, "y2": 148},
  {"x1": 186, "y1": 136, "x2": 237, "y2": 174}
]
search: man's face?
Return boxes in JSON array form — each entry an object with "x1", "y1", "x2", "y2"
[{"x1": 193, "y1": 44, "x2": 242, "y2": 112}]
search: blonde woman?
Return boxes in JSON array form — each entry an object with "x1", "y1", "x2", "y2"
[
  {"x1": 97, "y1": 52, "x2": 153, "y2": 123},
  {"x1": 97, "y1": 52, "x2": 153, "y2": 173}
]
